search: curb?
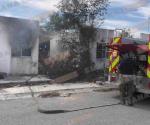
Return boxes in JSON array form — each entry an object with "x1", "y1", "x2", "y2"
[
  {"x1": 93, "y1": 85, "x2": 119, "y2": 92},
  {"x1": 0, "y1": 85, "x2": 119, "y2": 100},
  {"x1": 0, "y1": 79, "x2": 52, "y2": 88}
]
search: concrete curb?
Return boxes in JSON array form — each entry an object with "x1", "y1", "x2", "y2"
[
  {"x1": 0, "y1": 79, "x2": 52, "y2": 88},
  {"x1": 93, "y1": 85, "x2": 119, "y2": 92},
  {"x1": 0, "y1": 84, "x2": 119, "y2": 100}
]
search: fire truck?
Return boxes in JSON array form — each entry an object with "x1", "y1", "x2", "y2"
[{"x1": 108, "y1": 36, "x2": 150, "y2": 105}]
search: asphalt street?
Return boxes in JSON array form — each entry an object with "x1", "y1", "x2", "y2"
[{"x1": 1, "y1": 91, "x2": 150, "y2": 125}]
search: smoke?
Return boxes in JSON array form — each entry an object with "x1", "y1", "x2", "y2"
[
  {"x1": 0, "y1": 16, "x2": 39, "y2": 55},
  {"x1": 0, "y1": 16, "x2": 40, "y2": 73}
]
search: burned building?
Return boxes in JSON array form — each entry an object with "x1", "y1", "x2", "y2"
[
  {"x1": 39, "y1": 29, "x2": 114, "y2": 71},
  {"x1": 90, "y1": 29, "x2": 114, "y2": 70},
  {"x1": 0, "y1": 16, "x2": 39, "y2": 75}
]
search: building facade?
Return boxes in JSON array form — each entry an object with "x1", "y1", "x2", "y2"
[
  {"x1": 140, "y1": 33, "x2": 149, "y2": 41},
  {"x1": 90, "y1": 29, "x2": 114, "y2": 70},
  {"x1": 39, "y1": 28, "x2": 114, "y2": 73},
  {"x1": 0, "y1": 16, "x2": 39, "y2": 75}
]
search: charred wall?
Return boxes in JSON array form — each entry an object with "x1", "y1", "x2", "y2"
[{"x1": 0, "y1": 16, "x2": 39, "y2": 75}]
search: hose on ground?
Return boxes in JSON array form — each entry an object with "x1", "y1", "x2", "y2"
[{"x1": 38, "y1": 102, "x2": 121, "y2": 114}]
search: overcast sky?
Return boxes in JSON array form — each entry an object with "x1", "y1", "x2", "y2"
[
  {"x1": 103, "y1": 0, "x2": 150, "y2": 35},
  {"x1": 0, "y1": 0, "x2": 150, "y2": 36}
]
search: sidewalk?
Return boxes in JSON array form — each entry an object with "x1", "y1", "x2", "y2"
[{"x1": 0, "y1": 82, "x2": 119, "y2": 100}]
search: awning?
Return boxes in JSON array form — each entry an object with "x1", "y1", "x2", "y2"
[{"x1": 107, "y1": 44, "x2": 148, "y2": 53}]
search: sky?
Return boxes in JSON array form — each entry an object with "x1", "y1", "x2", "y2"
[
  {"x1": 0, "y1": 0, "x2": 150, "y2": 37},
  {"x1": 102, "y1": 0, "x2": 150, "y2": 36}
]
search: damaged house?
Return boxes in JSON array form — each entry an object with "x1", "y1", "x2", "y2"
[
  {"x1": 90, "y1": 29, "x2": 114, "y2": 70},
  {"x1": 39, "y1": 28, "x2": 114, "y2": 80},
  {"x1": 39, "y1": 28, "x2": 114, "y2": 69},
  {"x1": 39, "y1": 29, "x2": 74, "y2": 77},
  {"x1": 0, "y1": 16, "x2": 39, "y2": 75}
]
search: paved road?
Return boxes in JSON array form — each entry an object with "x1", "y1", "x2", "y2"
[{"x1": 1, "y1": 91, "x2": 150, "y2": 125}]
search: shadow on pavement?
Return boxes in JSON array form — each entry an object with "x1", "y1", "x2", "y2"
[{"x1": 133, "y1": 97, "x2": 150, "y2": 111}]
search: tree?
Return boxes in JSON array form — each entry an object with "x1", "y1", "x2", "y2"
[
  {"x1": 58, "y1": 0, "x2": 109, "y2": 70},
  {"x1": 58, "y1": 0, "x2": 108, "y2": 25},
  {"x1": 43, "y1": 0, "x2": 109, "y2": 77},
  {"x1": 45, "y1": 13, "x2": 64, "y2": 31}
]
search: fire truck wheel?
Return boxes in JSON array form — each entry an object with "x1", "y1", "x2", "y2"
[{"x1": 119, "y1": 81, "x2": 136, "y2": 106}]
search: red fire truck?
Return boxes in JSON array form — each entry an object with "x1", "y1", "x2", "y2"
[{"x1": 108, "y1": 37, "x2": 150, "y2": 105}]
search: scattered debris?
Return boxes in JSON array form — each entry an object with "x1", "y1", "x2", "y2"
[
  {"x1": 54, "y1": 71, "x2": 79, "y2": 83},
  {"x1": 39, "y1": 92, "x2": 60, "y2": 98}
]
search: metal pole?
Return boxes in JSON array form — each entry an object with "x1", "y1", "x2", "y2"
[
  {"x1": 148, "y1": 17, "x2": 150, "y2": 41},
  {"x1": 105, "y1": 29, "x2": 109, "y2": 82}
]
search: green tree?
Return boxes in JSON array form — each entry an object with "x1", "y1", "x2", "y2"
[
  {"x1": 45, "y1": 13, "x2": 64, "y2": 31},
  {"x1": 58, "y1": 0, "x2": 108, "y2": 70},
  {"x1": 43, "y1": 0, "x2": 109, "y2": 77}
]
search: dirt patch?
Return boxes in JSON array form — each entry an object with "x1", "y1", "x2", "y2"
[{"x1": 94, "y1": 87, "x2": 118, "y2": 92}]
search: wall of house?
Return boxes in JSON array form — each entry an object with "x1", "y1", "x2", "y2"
[
  {"x1": 0, "y1": 22, "x2": 11, "y2": 74},
  {"x1": 39, "y1": 29, "x2": 113, "y2": 72},
  {"x1": 11, "y1": 39, "x2": 39, "y2": 75},
  {"x1": 140, "y1": 33, "x2": 149, "y2": 41},
  {"x1": 49, "y1": 32, "x2": 61, "y2": 58},
  {"x1": 40, "y1": 31, "x2": 62, "y2": 58},
  {"x1": 0, "y1": 16, "x2": 39, "y2": 75},
  {"x1": 89, "y1": 29, "x2": 114, "y2": 70}
]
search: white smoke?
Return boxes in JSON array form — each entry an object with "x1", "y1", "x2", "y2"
[{"x1": 0, "y1": 16, "x2": 39, "y2": 73}]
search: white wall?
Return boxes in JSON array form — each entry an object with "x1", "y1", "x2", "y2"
[
  {"x1": 90, "y1": 29, "x2": 114, "y2": 70},
  {"x1": 140, "y1": 33, "x2": 149, "y2": 41},
  {"x1": 89, "y1": 42, "x2": 105, "y2": 70},
  {"x1": 48, "y1": 31, "x2": 79, "y2": 58},
  {"x1": 10, "y1": 38, "x2": 39, "y2": 75},
  {"x1": 49, "y1": 33, "x2": 61, "y2": 57},
  {"x1": 31, "y1": 37, "x2": 39, "y2": 74},
  {"x1": 0, "y1": 16, "x2": 39, "y2": 75},
  {"x1": 0, "y1": 22, "x2": 11, "y2": 74}
]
